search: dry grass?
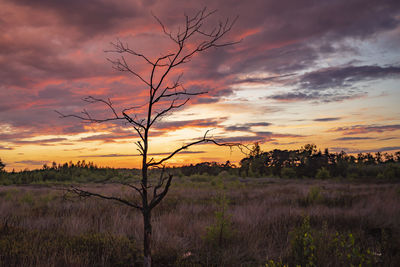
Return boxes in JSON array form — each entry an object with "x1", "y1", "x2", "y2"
[{"x1": 0, "y1": 178, "x2": 399, "y2": 266}]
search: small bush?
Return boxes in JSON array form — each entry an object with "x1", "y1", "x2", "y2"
[
  {"x1": 287, "y1": 217, "x2": 374, "y2": 266},
  {"x1": 265, "y1": 259, "x2": 288, "y2": 267},
  {"x1": 281, "y1": 168, "x2": 296, "y2": 179},
  {"x1": 203, "y1": 194, "x2": 235, "y2": 248},
  {"x1": 299, "y1": 186, "x2": 323, "y2": 206},
  {"x1": 315, "y1": 167, "x2": 330, "y2": 179},
  {"x1": 289, "y1": 216, "x2": 316, "y2": 267}
]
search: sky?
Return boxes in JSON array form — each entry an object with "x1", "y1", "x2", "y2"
[{"x1": 1, "y1": 0, "x2": 400, "y2": 171}]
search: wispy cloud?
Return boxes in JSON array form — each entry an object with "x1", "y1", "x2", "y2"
[
  {"x1": 224, "y1": 122, "x2": 271, "y2": 132},
  {"x1": 299, "y1": 65, "x2": 400, "y2": 90},
  {"x1": 154, "y1": 118, "x2": 227, "y2": 131},
  {"x1": 331, "y1": 124, "x2": 400, "y2": 135},
  {"x1": 334, "y1": 136, "x2": 374, "y2": 141},
  {"x1": 330, "y1": 146, "x2": 400, "y2": 153},
  {"x1": 82, "y1": 151, "x2": 205, "y2": 158},
  {"x1": 0, "y1": 146, "x2": 14, "y2": 150},
  {"x1": 313, "y1": 117, "x2": 341, "y2": 122},
  {"x1": 14, "y1": 160, "x2": 49, "y2": 165}
]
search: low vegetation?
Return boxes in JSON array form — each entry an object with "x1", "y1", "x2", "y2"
[
  {"x1": 1, "y1": 144, "x2": 399, "y2": 186},
  {"x1": 0, "y1": 177, "x2": 399, "y2": 266},
  {"x1": 0, "y1": 146, "x2": 399, "y2": 265}
]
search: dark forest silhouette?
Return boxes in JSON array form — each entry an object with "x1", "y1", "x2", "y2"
[{"x1": 1, "y1": 144, "x2": 399, "y2": 184}]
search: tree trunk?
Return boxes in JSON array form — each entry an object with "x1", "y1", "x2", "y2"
[{"x1": 143, "y1": 209, "x2": 152, "y2": 267}]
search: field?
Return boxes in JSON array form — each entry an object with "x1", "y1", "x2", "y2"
[{"x1": 0, "y1": 177, "x2": 399, "y2": 266}]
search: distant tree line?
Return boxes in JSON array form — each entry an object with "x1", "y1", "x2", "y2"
[
  {"x1": 176, "y1": 161, "x2": 236, "y2": 177},
  {"x1": 1, "y1": 144, "x2": 399, "y2": 184},
  {"x1": 238, "y1": 143, "x2": 400, "y2": 179},
  {"x1": 0, "y1": 159, "x2": 139, "y2": 185}
]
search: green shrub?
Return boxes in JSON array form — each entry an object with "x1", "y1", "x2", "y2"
[
  {"x1": 315, "y1": 167, "x2": 330, "y2": 179},
  {"x1": 265, "y1": 259, "x2": 288, "y2": 267},
  {"x1": 290, "y1": 216, "x2": 316, "y2": 267},
  {"x1": 287, "y1": 217, "x2": 374, "y2": 266},
  {"x1": 218, "y1": 170, "x2": 230, "y2": 178},
  {"x1": 299, "y1": 186, "x2": 323, "y2": 206},
  {"x1": 203, "y1": 193, "x2": 235, "y2": 248},
  {"x1": 281, "y1": 167, "x2": 296, "y2": 179}
]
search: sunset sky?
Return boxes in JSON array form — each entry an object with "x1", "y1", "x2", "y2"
[{"x1": 1, "y1": 0, "x2": 400, "y2": 171}]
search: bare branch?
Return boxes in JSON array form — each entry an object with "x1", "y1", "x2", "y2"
[
  {"x1": 149, "y1": 98, "x2": 189, "y2": 127},
  {"x1": 149, "y1": 174, "x2": 173, "y2": 209},
  {"x1": 148, "y1": 130, "x2": 245, "y2": 167},
  {"x1": 106, "y1": 57, "x2": 151, "y2": 86},
  {"x1": 158, "y1": 90, "x2": 207, "y2": 100},
  {"x1": 55, "y1": 96, "x2": 127, "y2": 124},
  {"x1": 106, "y1": 39, "x2": 157, "y2": 66},
  {"x1": 152, "y1": 166, "x2": 166, "y2": 200},
  {"x1": 68, "y1": 186, "x2": 142, "y2": 210},
  {"x1": 58, "y1": 8, "x2": 240, "y2": 265},
  {"x1": 83, "y1": 96, "x2": 119, "y2": 118},
  {"x1": 120, "y1": 182, "x2": 144, "y2": 198},
  {"x1": 55, "y1": 110, "x2": 124, "y2": 124},
  {"x1": 122, "y1": 112, "x2": 145, "y2": 129},
  {"x1": 152, "y1": 13, "x2": 179, "y2": 44}
]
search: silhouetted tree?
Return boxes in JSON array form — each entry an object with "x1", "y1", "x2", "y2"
[
  {"x1": 0, "y1": 158, "x2": 5, "y2": 173},
  {"x1": 237, "y1": 144, "x2": 400, "y2": 179},
  {"x1": 57, "y1": 8, "x2": 240, "y2": 266}
]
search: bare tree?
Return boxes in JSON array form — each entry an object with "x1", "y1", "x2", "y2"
[{"x1": 57, "y1": 8, "x2": 240, "y2": 267}]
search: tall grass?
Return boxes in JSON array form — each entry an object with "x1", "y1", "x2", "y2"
[{"x1": 0, "y1": 178, "x2": 399, "y2": 266}]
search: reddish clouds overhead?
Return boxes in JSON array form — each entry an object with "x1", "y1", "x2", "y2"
[{"x1": 1, "y1": 0, "x2": 400, "y2": 170}]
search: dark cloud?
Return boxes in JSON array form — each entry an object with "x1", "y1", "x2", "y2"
[
  {"x1": 314, "y1": 117, "x2": 341, "y2": 122},
  {"x1": 233, "y1": 73, "x2": 296, "y2": 85},
  {"x1": 14, "y1": 160, "x2": 49, "y2": 165},
  {"x1": 79, "y1": 133, "x2": 133, "y2": 143},
  {"x1": 213, "y1": 131, "x2": 304, "y2": 144},
  {"x1": 0, "y1": 146, "x2": 14, "y2": 150},
  {"x1": 331, "y1": 124, "x2": 400, "y2": 135},
  {"x1": 196, "y1": 97, "x2": 220, "y2": 104},
  {"x1": 256, "y1": 132, "x2": 304, "y2": 138},
  {"x1": 13, "y1": 138, "x2": 68, "y2": 145},
  {"x1": 214, "y1": 136, "x2": 267, "y2": 143},
  {"x1": 0, "y1": 132, "x2": 36, "y2": 142},
  {"x1": 154, "y1": 118, "x2": 227, "y2": 131},
  {"x1": 9, "y1": 0, "x2": 141, "y2": 36},
  {"x1": 268, "y1": 64, "x2": 400, "y2": 103},
  {"x1": 269, "y1": 90, "x2": 367, "y2": 103},
  {"x1": 271, "y1": 141, "x2": 299, "y2": 146},
  {"x1": 195, "y1": 88, "x2": 235, "y2": 104},
  {"x1": 82, "y1": 151, "x2": 205, "y2": 158},
  {"x1": 224, "y1": 122, "x2": 271, "y2": 132},
  {"x1": 82, "y1": 154, "x2": 138, "y2": 158},
  {"x1": 334, "y1": 137, "x2": 374, "y2": 141},
  {"x1": 377, "y1": 146, "x2": 400, "y2": 152},
  {"x1": 269, "y1": 92, "x2": 319, "y2": 101},
  {"x1": 1, "y1": 0, "x2": 400, "y2": 151},
  {"x1": 62, "y1": 125, "x2": 86, "y2": 134},
  {"x1": 299, "y1": 65, "x2": 400, "y2": 90},
  {"x1": 185, "y1": 0, "x2": 400, "y2": 82},
  {"x1": 331, "y1": 146, "x2": 400, "y2": 154}
]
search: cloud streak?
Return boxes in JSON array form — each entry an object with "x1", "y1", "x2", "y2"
[{"x1": 331, "y1": 124, "x2": 400, "y2": 135}]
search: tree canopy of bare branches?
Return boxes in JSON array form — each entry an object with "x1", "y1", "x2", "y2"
[{"x1": 57, "y1": 8, "x2": 240, "y2": 267}]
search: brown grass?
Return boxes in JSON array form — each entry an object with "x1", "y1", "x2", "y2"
[{"x1": 0, "y1": 178, "x2": 399, "y2": 266}]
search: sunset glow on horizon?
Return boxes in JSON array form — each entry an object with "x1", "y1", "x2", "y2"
[{"x1": 1, "y1": 0, "x2": 400, "y2": 171}]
